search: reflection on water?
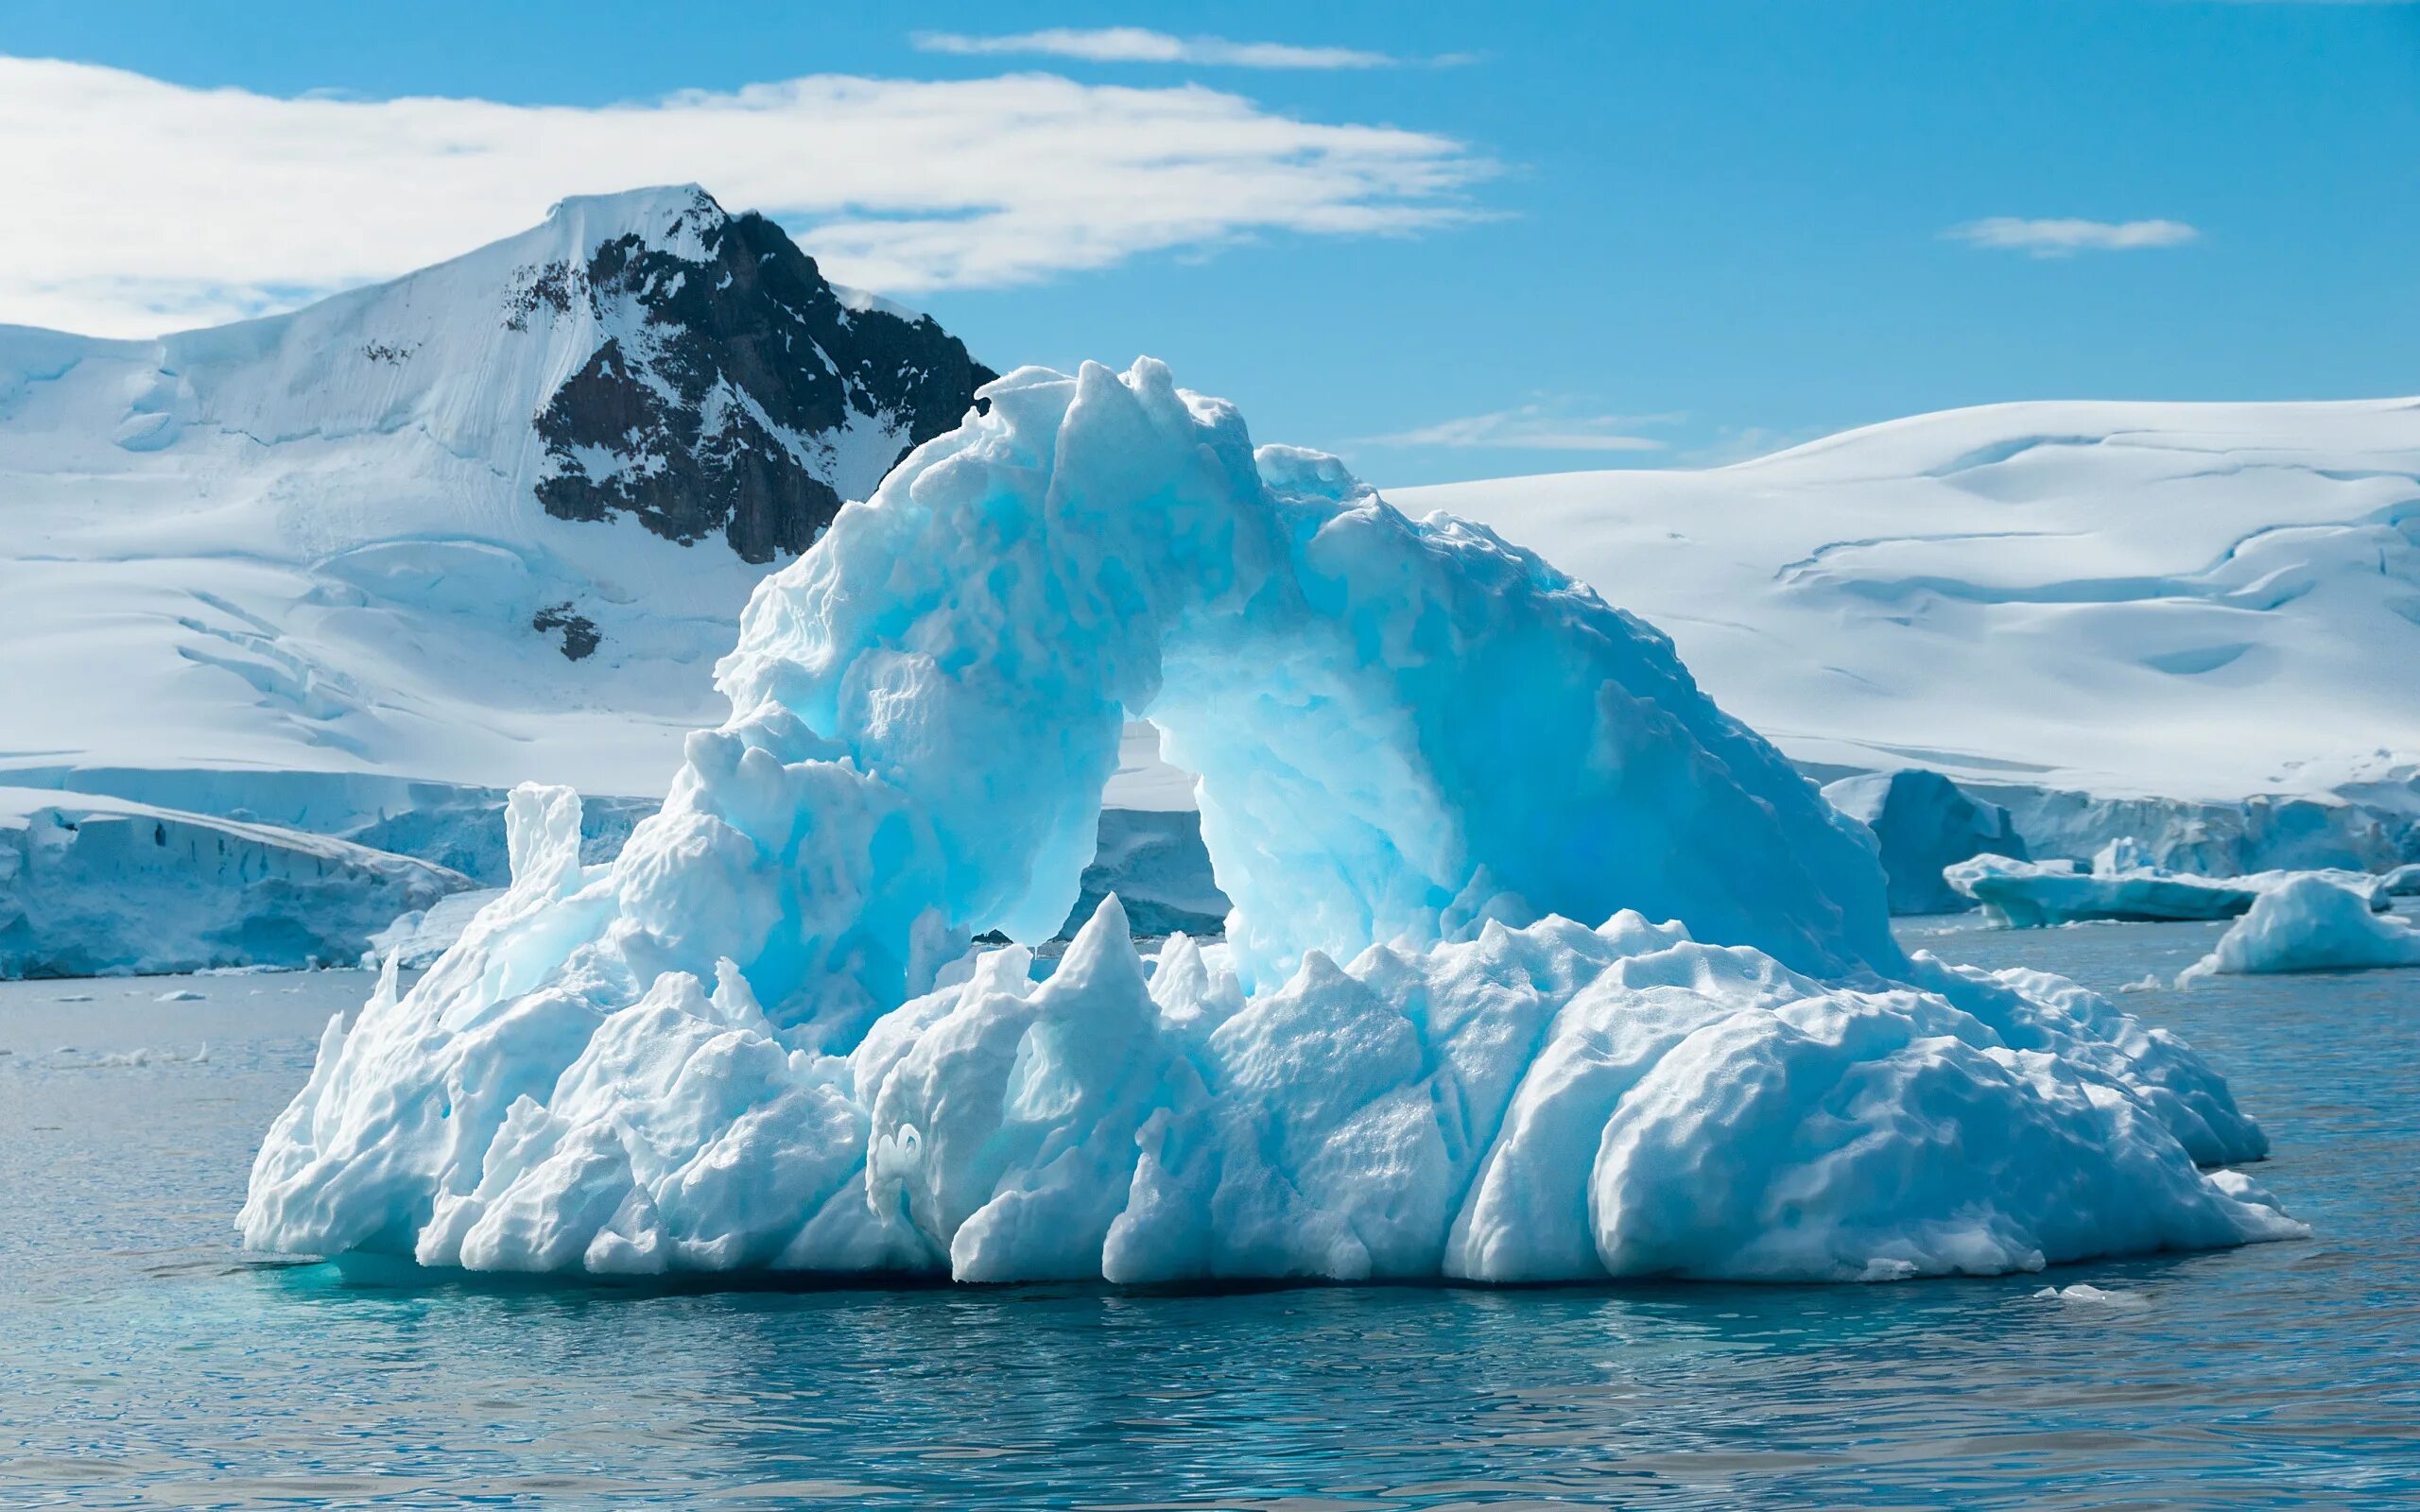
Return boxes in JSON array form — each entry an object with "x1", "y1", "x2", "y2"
[{"x1": 2, "y1": 919, "x2": 2415, "y2": 1509}]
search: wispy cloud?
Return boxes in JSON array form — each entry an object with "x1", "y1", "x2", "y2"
[
  {"x1": 912, "y1": 27, "x2": 1436, "y2": 70},
  {"x1": 1677, "y1": 424, "x2": 1829, "y2": 468},
  {"x1": 1358, "y1": 405, "x2": 1682, "y2": 453},
  {"x1": 0, "y1": 56, "x2": 1490, "y2": 337},
  {"x1": 1945, "y1": 216, "x2": 2201, "y2": 257}
]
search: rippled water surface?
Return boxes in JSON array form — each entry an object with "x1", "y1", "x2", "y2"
[{"x1": 3, "y1": 916, "x2": 2415, "y2": 1509}]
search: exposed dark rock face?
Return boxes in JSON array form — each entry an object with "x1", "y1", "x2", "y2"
[
  {"x1": 521, "y1": 189, "x2": 996, "y2": 564},
  {"x1": 530, "y1": 602, "x2": 600, "y2": 661}
]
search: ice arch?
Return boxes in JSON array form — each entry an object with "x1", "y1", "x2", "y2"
[
  {"x1": 241, "y1": 360, "x2": 2303, "y2": 1283},
  {"x1": 701, "y1": 359, "x2": 1893, "y2": 1042}
]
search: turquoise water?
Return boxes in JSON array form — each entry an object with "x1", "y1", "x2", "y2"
[{"x1": 2, "y1": 916, "x2": 2414, "y2": 1509}]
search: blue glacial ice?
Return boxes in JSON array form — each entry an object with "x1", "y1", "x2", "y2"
[
  {"x1": 239, "y1": 360, "x2": 2305, "y2": 1282},
  {"x1": 1822, "y1": 767, "x2": 2029, "y2": 916}
]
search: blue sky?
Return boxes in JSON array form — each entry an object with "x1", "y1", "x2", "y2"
[{"x1": 2, "y1": 0, "x2": 2414, "y2": 484}]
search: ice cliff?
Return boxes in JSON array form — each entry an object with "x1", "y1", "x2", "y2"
[
  {"x1": 1824, "y1": 768, "x2": 2029, "y2": 915},
  {"x1": 2, "y1": 788, "x2": 468, "y2": 977},
  {"x1": 239, "y1": 361, "x2": 2303, "y2": 1283}
]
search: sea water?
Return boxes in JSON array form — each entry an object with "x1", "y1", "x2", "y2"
[{"x1": 2, "y1": 915, "x2": 2413, "y2": 1509}]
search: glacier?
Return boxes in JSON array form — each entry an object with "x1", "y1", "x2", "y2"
[
  {"x1": 2182, "y1": 875, "x2": 2420, "y2": 981},
  {"x1": 239, "y1": 360, "x2": 2304, "y2": 1283},
  {"x1": 1945, "y1": 842, "x2": 2389, "y2": 929},
  {"x1": 2, "y1": 787, "x2": 468, "y2": 978}
]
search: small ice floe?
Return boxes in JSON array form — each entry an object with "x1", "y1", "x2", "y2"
[
  {"x1": 2116, "y1": 974, "x2": 2163, "y2": 993},
  {"x1": 54, "y1": 992, "x2": 95, "y2": 1003},
  {"x1": 2034, "y1": 1282, "x2": 2149, "y2": 1309},
  {"x1": 155, "y1": 988, "x2": 205, "y2": 1003},
  {"x1": 51, "y1": 1043, "x2": 212, "y2": 1070}
]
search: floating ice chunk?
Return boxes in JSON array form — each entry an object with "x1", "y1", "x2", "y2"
[
  {"x1": 241, "y1": 360, "x2": 2305, "y2": 1284},
  {"x1": 155, "y1": 988, "x2": 204, "y2": 1002},
  {"x1": 2180, "y1": 875, "x2": 2420, "y2": 982},
  {"x1": 2033, "y1": 1282, "x2": 2148, "y2": 1308},
  {"x1": 1945, "y1": 847, "x2": 2389, "y2": 929},
  {"x1": 53, "y1": 1043, "x2": 213, "y2": 1070}
]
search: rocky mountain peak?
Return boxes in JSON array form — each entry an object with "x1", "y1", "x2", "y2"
[{"x1": 514, "y1": 185, "x2": 996, "y2": 563}]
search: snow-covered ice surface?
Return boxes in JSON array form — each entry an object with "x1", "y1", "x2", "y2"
[
  {"x1": 1, "y1": 786, "x2": 469, "y2": 978},
  {"x1": 1398, "y1": 400, "x2": 2420, "y2": 867},
  {"x1": 0, "y1": 186, "x2": 1184, "y2": 957},
  {"x1": 1824, "y1": 768, "x2": 2028, "y2": 915},
  {"x1": 2181, "y1": 874, "x2": 2420, "y2": 981},
  {"x1": 240, "y1": 360, "x2": 2300, "y2": 1284},
  {"x1": 1946, "y1": 848, "x2": 2388, "y2": 929},
  {"x1": 0, "y1": 192, "x2": 767, "y2": 802}
]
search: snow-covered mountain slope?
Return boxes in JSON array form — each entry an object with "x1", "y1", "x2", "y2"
[
  {"x1": 1396, "y1": 399, "x2": 2420, "y2": 812},
  {"x1": 0, "y1": 185, "x2": 993, "y2": 807}
]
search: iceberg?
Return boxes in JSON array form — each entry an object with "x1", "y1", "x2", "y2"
[
  {"x1": 2, "y1": 786, "x2": 470, "y2": 978},
  {"x1": 240, "y1": 360, "x2": 2304, "y2": 1283},
  {"x1": 2181, "y1": 875, "x2": 2420, "y2": 981},
  {"x1": 1823, "y1": 768, "x2": 2029, "y2": 915},
  {"x1": 1944, "y1": 844, "x2": 2388, "y2": 929}
]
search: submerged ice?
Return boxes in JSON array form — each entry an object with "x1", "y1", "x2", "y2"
[{"x1": 241, "y1": 360, "x2": 2304, "y2": 1283}]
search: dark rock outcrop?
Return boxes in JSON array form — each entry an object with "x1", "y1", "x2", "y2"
[
  {"x1": 530, "y1": 602, "x2": 599, "y2": 661},
  {"x1": 522, "y1": 189, "x2": 996, "y2": 563}
]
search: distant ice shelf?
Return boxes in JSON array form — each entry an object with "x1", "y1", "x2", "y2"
[{"x1": 1, "y1": 787, "x2": 469, "y2": 978}]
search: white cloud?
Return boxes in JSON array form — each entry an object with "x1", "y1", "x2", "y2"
[
  {"x1": 0, "y1": 56, "x2": 1488, "y2": 337},
  {"x1": 1358, "y1": 405, "x2": 1680, "y2": 453},
  {"x1": 912, "y1": 28, "x2": 1406, "y2": 69},
  {"x1": 1945, "y1": 216, "x2": 2202, "y2": 257}
]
